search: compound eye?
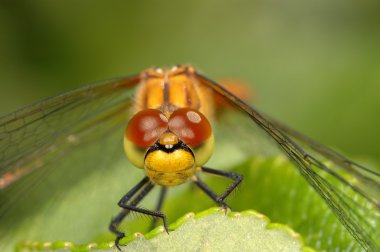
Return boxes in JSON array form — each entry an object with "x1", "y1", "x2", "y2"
[
  {"x1": 126, "y1": 109, "x2": 168, "y2": 148},
  {"x1": 168, "y1": 108, "x2": 212, "y2": 147}
]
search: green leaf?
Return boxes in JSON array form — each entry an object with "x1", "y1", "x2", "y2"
[{"x1": 17, "y1": 208, "x2": 315, "y2": 252}]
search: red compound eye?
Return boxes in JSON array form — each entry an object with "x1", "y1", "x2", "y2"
[
  {"x1": 126, "y1": 109, "x2": 168, "y2": 148},
  {"x1": 168, "y1": 108, "x2": 212, "y2": 147}
]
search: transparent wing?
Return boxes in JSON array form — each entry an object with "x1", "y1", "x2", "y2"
[
  {"x1": 196, "y1": 73, "x2": 380, "y2": 251},
  {"x1": 0, "y1": 75, "x2": 141, "y2": 250},
  {"x1": 261, "y1": 114, "x2": 380, "y2": 202},
  {"x1": 0, "y1": 75, "x2": 139, "y2": 184}
]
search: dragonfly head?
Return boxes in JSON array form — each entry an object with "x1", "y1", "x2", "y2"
[{"x1": 124, "y1": 108, "x2": 214, "y2": 186}]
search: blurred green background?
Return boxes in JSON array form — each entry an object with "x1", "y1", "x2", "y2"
[{"x1": 0, "y1": 0, "x2": 379, "y2": 159}]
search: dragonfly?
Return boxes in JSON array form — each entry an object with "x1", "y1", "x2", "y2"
[{"x1": 0, "y1": 65, "x2": 379, "y2": 251}]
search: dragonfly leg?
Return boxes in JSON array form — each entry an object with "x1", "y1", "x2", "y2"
[
  {"x1": 192, "y1": 167, "x2": 243, "y2": 211},
  {"x1": 109, "y1": 176, "x2": 168, "y2": 250},
  {"x1": 149, "y1": 186, "x2": 168, "y2": 230}
]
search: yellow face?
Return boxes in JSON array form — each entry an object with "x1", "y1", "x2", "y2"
[
  {"x1": 144, "y1": 132, "x2": 196, "y2": 186},
  {"x1": 124, "y1": 108, "x2": 214, "y2": 186}
]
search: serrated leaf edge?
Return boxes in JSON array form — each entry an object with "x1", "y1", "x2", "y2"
[{"x1": 16, "y1": 207, "x2": 315, "y2": 252}]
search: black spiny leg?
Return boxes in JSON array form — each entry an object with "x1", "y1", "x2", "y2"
[
  {"x1": 150, "y1": 186, "x2": 168, "y2": 230},
  {"x1": 192, "y1": 167, "x2": 243, "y2": 210},
  {"x1": 109, "y1": 176, "x2": 152, "y2": 249},
  {"x1": 109, "y1": 177, "x2": 169, "y2": 250}
]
